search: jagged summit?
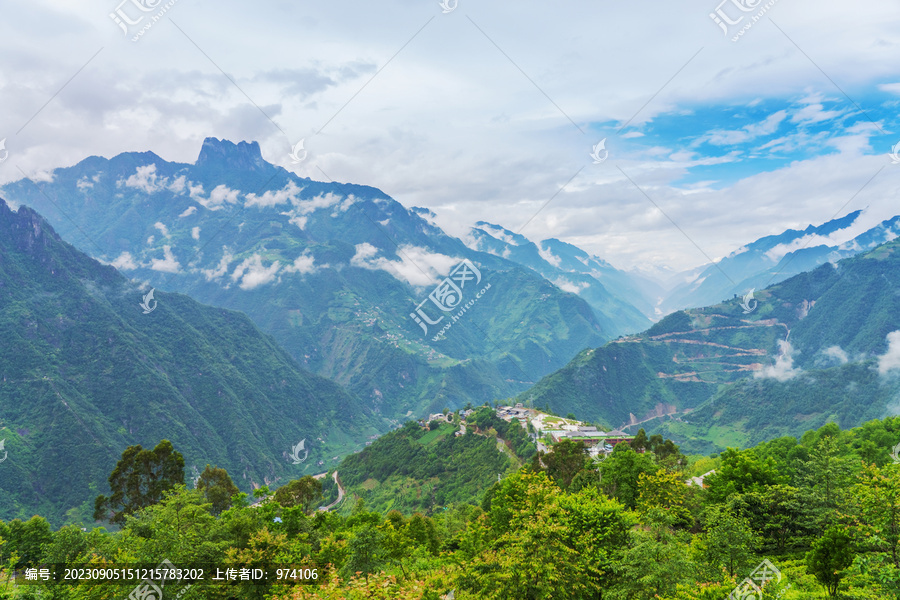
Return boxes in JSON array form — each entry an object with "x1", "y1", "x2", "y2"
[{"x1": 196, "y1": 137, "x2": 267, "y2": 171}]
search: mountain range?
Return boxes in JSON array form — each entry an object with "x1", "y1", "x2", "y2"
[
  {"x1": 4, "y1": 136, "x2": 900, "y2": 475},
  {"x1": 0, "y1": 138, "x2": 618, "y2": 422},
  {"x1": 0, "y1": 197, "x2": 383, "y2": 525},
  {"x1": 659, "y1": 209, "x2": 900, "y2": 313},
  {"x1": 520, "y1": 238, "x2": 900, "y2": 453}
]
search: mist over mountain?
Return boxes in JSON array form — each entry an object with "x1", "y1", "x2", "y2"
[
  {"x1": 1, "y1": 138, "x2": 612, "y2": 421},
  {"x1": 660, "y1": 210, "x2": 900, "y2": 313},
  {"x1": 0, "y1": 197, "x2": 384, "y2": 525},
  {"x1": 465, "y1": 222, "x2": 655, "y2": 332},
  {"x1": 520, "y1": 238, "x2": 900, "y2": 453}
]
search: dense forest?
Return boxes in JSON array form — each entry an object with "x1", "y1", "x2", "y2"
[{"x1": 3, "y1": 415, "x2": 900, "y2": 598}]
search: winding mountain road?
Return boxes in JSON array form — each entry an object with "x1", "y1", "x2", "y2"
[{"x1": 317, "y1": 471, "x2": 344, "y2": 512}]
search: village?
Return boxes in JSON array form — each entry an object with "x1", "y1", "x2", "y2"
[{"x1": 421, "y1": 403, "x2": 636, "y2": 459}]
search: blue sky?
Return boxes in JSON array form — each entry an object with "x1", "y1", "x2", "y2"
[
  {"x1": 610, "y1": 88, "x2": 898, "y2": 188},
  {"x1": 1, "y1": 0, "x2": 899, "y2": 272}
]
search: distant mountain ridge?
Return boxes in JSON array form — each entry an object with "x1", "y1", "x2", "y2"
[
  {"x1": 660, "y1": 209, "x2": 900, "y2": 313},
  {"x1": 466, "y1": 222, "x2": 661, "y2": 330},
  {"x1": 519, "y1": 237, "x2": 900, "y2": 453},
  {"x1": 1, "y1": 138, "x2": 613, "y2": 420},
  {"x1": 0, "y1": 197, "x2": 383, "y2": 525}
]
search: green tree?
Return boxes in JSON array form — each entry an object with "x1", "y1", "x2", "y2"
[
  {"x1": 806, "y1": 525, "x2": 854, "y2": 597},
  {"x1": 273, "y1": 476, "x2": 323, "y2": 514},
  {"x1": 704, "y1": 447, "x2": 783, "y2": 504},
  {"x1": 796, "y1": 434, "x2": 854, "y2": 529},
  {"x1": 536, "y1": 439, "x2": 589, "y2": 490},
  {"x1": 93, "y1": 439, "x2": 185, "y2": 525},
  {"x1": 630, "y1": 428, "x2": 649, "y2": 452},
  {"x1": 340, "y1": 524, "x2": 385, "y2": 584},
  {"x1": 699, "y1": 504, "x2": 757, "y2": 577},
  {"x1": 4, "y1": 516, "x2": 53, "y2": 568},
  {"x1": 459, "y1": 472, "x2": 600, "y2": 600},
  {"x1": 729, "y1": 484, "x2": 804, "y2": 552},
  {"x1": 196, "y1": 464, "x2": 240, "y2": 515},
  {"x1": 600, "y1": 444, "x2": 657, "y2": 510},
  {"x1": 637, "y1": 469, "x2": 693, "y2": 528},
  {"x1": 609, "y1": 508, "x2": 695, "y2": 599},
  {"x1": 847, "y1": 462, "x2": 900, "y2": 576}
]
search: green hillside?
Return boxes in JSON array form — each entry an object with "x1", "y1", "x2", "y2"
[
  {"x1": 336, "y1": 410, "x2": 535, "y2": 515},
  {"x1": 0, "y1": 139, "x2": 612, "y2": 422},
  {"x1": 520, "y1": 239, "x2": 900, "y2": 454},
  {"x1": 0, "y1": 198, "x2": 385, "y2": 525},
  {"x1": 3, "y1": 416, "x2": 900, "y2": 598}
]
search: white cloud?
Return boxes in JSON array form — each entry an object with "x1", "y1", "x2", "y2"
[
  {"x1": 179, "y1": 206, "x2": 197, "y2": 218},
  {"x1": 552, "y1": 277, "x2": 589, "y2": 294},
  {"x1": 191, "y1": 226, "x2": 200, "y2": 240},
  {"x1": 287, "y1": 215, "x2": 308, "y2": 229},
  {"x1": 878, "y1": 83, "x2": 900, "y2": 95},
  {"x1": 122, "y1": 164, "x2": 165, "y2": 193},
  {"x1": 76, "y1": 176, "x2": 93, "y2": 190},
  {"x1": 283, "y1": 251, "x2": 317, "y2": 275},
  {"x1": 478, "y1": 224, "x2": 519, "y2": 246},
  {"x1": 168, "y1": 175, "x2": 187, "y2": 194},
  {"x1": 154, "y1": 222, "x2": 170, "y2": 238},
  {"x1": 189, "y1": 183, "x2": 241, "y2": 210},
  {"x1": 150, "y1": 245, "x2": 181, "y2": 273},
  {"x1": 755, "y1": 340, "x2": 801, "y2": 382},
  {"x1": 702, "y1": 110, "x2": 788, "y2": 146},
  {"x1": 231, "y1": 254, "x2": 281, "y2": 290},
  {"x1": 202, "y1": 249, "x2": 234, "y2": 281},
  {"x1": 111, "y1": 252, "x2": 138, "y2": 271},
  {"x1": 3, "y1": 0, "x2": 900, "y2": 277},
  {"x1": 822, "y1": 345, "x2": 849, "y2": 364},
  {"x1": 30, "y1": 170, "x2": 54, "y2": 183},
  {"x1": 350, "y1": 243, "x2": 460, "y2": 287},
  {"x1": 246, "y1": 180, "x2": 303, "y2": 208},
  {"x1": 878, "y1": 331, "x2": 900, "y2": 375},
  {"x1": 538, "y1": 244, "x2": 562, "y2": 268}
]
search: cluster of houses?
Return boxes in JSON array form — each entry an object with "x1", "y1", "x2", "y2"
[
  {"x1": 495, "y1": 403, "x2": 636, "y2": 458},
  {"x1": 412, "y1": 403, "x2": 715, "y2": 488},
  {"x1": 412, "y1": 403, "x2": 638, "y2": 458}
]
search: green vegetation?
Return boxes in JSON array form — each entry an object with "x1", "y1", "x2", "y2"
[
  {"x1": 338, "y1": 417, "x2": 532, "y2": 514},
  {"x1": 4, "y1": 416, "x2": 900, "y2": 597},
  {"x1": 465, "y1": 407, "x2": 535, "y2": 461},
  {"x1": 521, "y1": 239, "x2": 900, "y2": 455},
  {"x1": 1, "y1": 141, "x2": 614, "y2": 426},
  {"x1": 93, "y1": 440, "x2": 185, "y2": 525},
  {"x1": 0, "y1": 198, "x2": 385, "y2": 525}
]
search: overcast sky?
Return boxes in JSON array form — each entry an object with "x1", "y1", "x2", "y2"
[{"x1": 1, "y1": 0, "x2": 899, "y2": 273}]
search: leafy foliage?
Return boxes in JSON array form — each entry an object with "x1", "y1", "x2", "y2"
[
  {"x1": 93, "y1": 439, "x2": 185, "y2": 525},
  {"x1": 5, "y1": 417, "x2": 900, "y2": 597}
]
